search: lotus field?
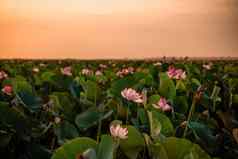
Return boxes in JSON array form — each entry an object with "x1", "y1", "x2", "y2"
[{"x1": 0, "y1": 60, "x2": 238, "y2": 159}]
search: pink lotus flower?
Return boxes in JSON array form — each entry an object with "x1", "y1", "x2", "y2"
[
  {"x1": 127, "y1": 67, "x2": 134, "y2": 72},
  {"x1": 116, "y1": 67, "x2": 134, "y2": 77},
  {"x1": 99, "y1": 64, "x2": 107, "y2": 69},
  {"x1": 32, "y1": 67, "x2": 40, "y2": 73},
  {"x1": 167, "y1": 66, "x2": 186, "y2": 80},
  {"x1": 153, "y1": 62, "x2": 162, "y2": 66},
  {"x1": 121, "y1": 88, "x2": 144, "y2": 103},
  {"x1": 203, "y1": 63, "x2": 212, "y2": 70},
  {"x1": 95, "y1": 70, "x2": 103, "y2": 76},
  {"x1": 110, "y1": 124, "x2": 128, "y2": 139},
  {"x1": 61, "y1": 66, "x2": 72, "y2": 76},
  {"x1": 54, "y1": 117, "x2": 61, "y2": 124},
  {"x1": 2, "y1": 85, "x2": 13, "y2": 95},
  {"x1": 81, "y1": 68, "x2": 93, "y2": 76},
  {"x1": 167, "y1": 66, "x2": 177, "y2": 78},
  {"x1": 174, "y1": 69, "x2": 186, "y2": 80},
  {"x1": 39, "y1": 63, "x2": 46, "y2": 67},
  {"x1": 153, "y1": 97, "x2": 172, "y2": 112},
  {"x1": 0, "y1": 71, "x2": 8, "y2": 80}
]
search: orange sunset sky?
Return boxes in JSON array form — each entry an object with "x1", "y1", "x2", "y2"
[{"x1": 0, "y1": 0, "x2": 238, "y2": 59}]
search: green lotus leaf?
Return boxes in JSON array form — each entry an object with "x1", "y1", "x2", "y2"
[
  {"x1": 159, "y1": 73, "x2": 176, "y2": 101},
  {"x1": 120, "y1": 125, "x2": 145, "y2": 159},
  {"x1": 51, "y1": 137, "x2": 97, "y2": 159}
]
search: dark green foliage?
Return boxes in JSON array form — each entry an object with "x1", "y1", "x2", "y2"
[{"x1": 0, "y1": 60, "x2": 237, "y2": 159}]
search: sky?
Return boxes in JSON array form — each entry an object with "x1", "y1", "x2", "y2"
[
  {"x1": 1, "y1": 0, "x2": 154, "y2": 15},
  {"x1": 0, "y1": 0, "x2": 238, "y2": 59}
]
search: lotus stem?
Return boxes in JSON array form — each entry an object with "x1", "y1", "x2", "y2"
[
  {"x1": 183, "y1": 95, "x2": 197, "y2": 138},
  {"x1": 97, "y1": 120, "x2": 102, "y2": 143},
  {"x1": 125, "y1": 104, "x2": 129, "y2": 125}
]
